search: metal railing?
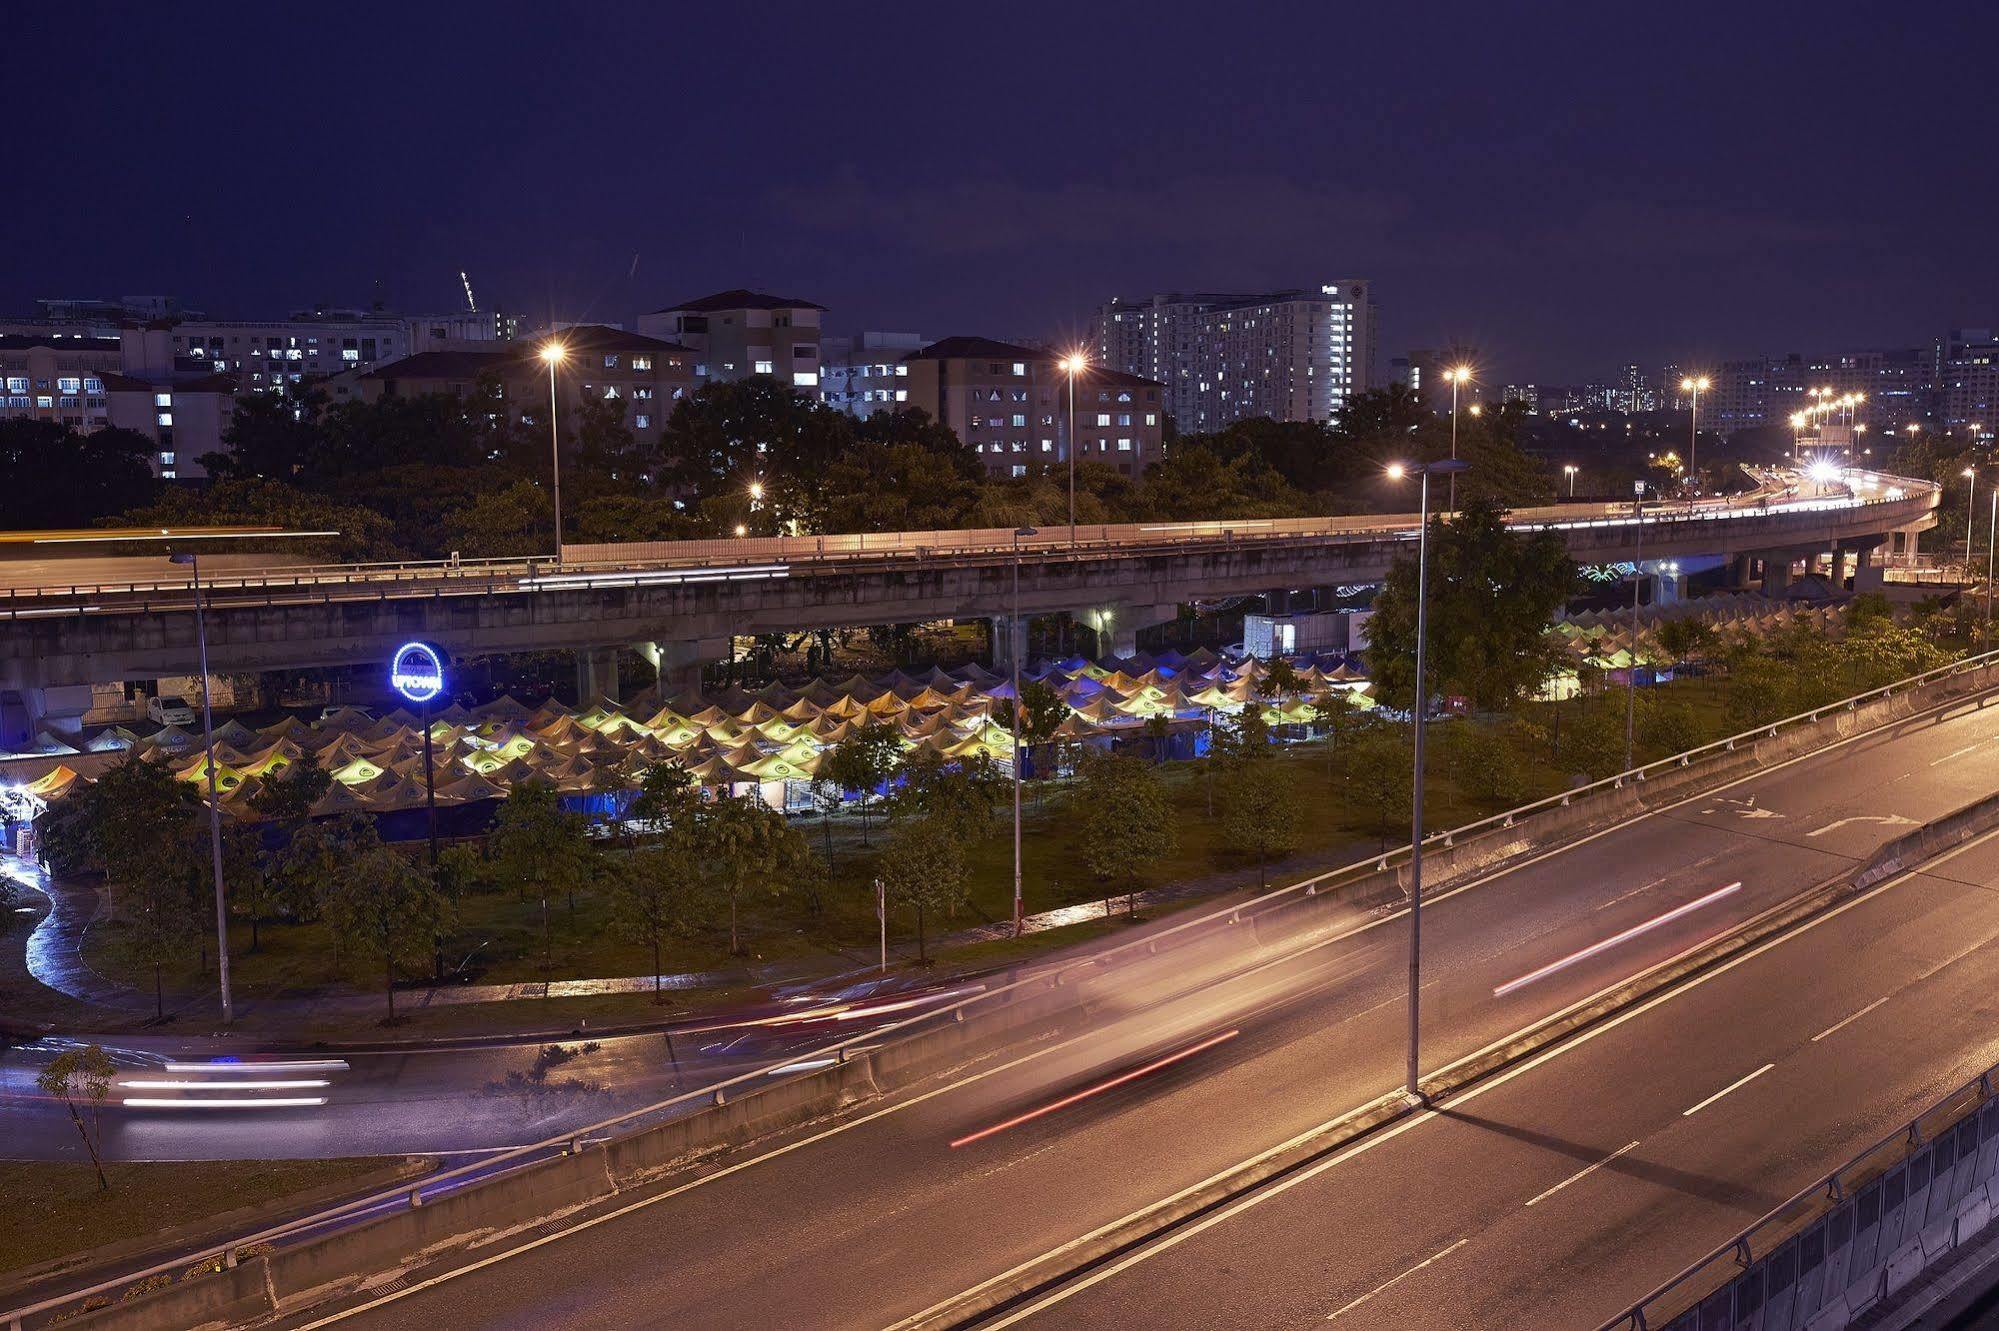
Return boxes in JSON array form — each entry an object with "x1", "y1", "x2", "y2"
[
  {"x1": 7, "y1": 640, "x2": 1992, "y2": 1329},
  {"x1": 0, "y1": 474, "x2": 1939, "y2": 623},
  {"x1": 1599, "y1": 1057, "x2": 1999, "y2": 1329}
]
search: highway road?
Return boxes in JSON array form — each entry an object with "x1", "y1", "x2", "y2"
[
  {"x1": 254, "y1": 681, "x2": 1999, "y2": 1329},
  {"x1": 0, "y1": 977, "x2": 988, "y2": 1163}
]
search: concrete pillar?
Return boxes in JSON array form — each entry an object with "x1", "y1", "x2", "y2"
[
  {"x1": 1651, "y1": 570, "x2": 1686, "y2": 607},
  {"x1": 576, "y1": 646, "x2": 620, "y2": 703},
  {"x1": 1827, "y1": 549, "x2": 1850, "y2": 591},
  {"x1": 649, "y1": 638, "x2": 725, "y2": 699},
  {"x1": 1762, "y1": 556, "x2": 1793, "y2": 595},
  {"x1": 1853, "y1": 546, "x2": 1884, "y2": 592},
  {"x1": 990, "y1": 616, "x2": 1028, "y2": 670},
  {"x1": 1088, "y1": 602, "x2": 1178, "y2": 661},
  {"x1": 1727, "y1": 553, "x2": 1754, "y2": 590},
  {"x1": 1904, "y1": 527, "x2": 1920, "y2": 564}
]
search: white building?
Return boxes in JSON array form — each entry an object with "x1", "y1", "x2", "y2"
[
  {"x1": 1091, "y1": 283, "x2": 1377, "y2": 433},
  {"x1": 818, "y1": 331, "x2": 925, "y2": 417}
]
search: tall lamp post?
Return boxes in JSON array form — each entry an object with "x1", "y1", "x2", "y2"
[
  {"x1": 1386, "y1": 456, "x2": 1468, "y2": 1101},
  {"x1": 1624, "y1": 482, "x2": 1648, "y2": 772},
  {"x1": 1963, "y1": 468, "x2": 1978, "y2": 571},
  {"x1": 1563, "y1": 464, "x2": 1579, "y2": 498},
  {"x1": 168, "y1": 550, "x2": 231, "y2": 1025},
  {"x1": 1444, "y1": 365, "x2": 1473, "y2": 512},
  {"x1": 1680, "y1": 376, "x2": 1710, "y2": 490},
  {"x1": 1987, "y1": 491, "x2": 1997, "y2": 651},
  {"x1": 1009, "y1": 525, "x2": 1037, "y2": 935},
  {"x1": 540, "y1": 342, "x2": 568, "y2": 563},
  {"x1": 1060, "y1": 353, "x2": 1086, "y2": 547}
]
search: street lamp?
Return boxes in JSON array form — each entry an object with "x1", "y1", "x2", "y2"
[
  {"x1": 1386, "y1": 456, "x2": 1469, "y2": 1102},
  {"x1": 1680, "y1": 376, "x2": 1710, "y2": 488},
  {"x1": 1624, "y1": 482, "x2": 1649, "y2": 772},
  {"x1": 1563, "y1": 463, "x2": 1579, "y2": 498},
  {"x1": 1445, "y1": 365, "x2": 1474, "y2": 511},
  {"x1": 1988, "y1": 491, "x2": 1997, "y2": 650},
  {"x1": 1060, "y1": 353, "x2": 1087, "y2": 547},
  {"x1": 167, "y1": 549, "x2": 232, "y2": 1025},
  {"x1": 1963, "y1": 468, "x2": 1978, "y2": 570},
  {"x1": 539, "y1": 342, "x2": 568, "y2": 563},
  {"x1": 1009, "y1": 525, "x2": 1037, "y2": 936}
]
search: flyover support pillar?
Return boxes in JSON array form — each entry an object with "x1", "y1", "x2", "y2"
[
  {"x1": 1854, "y1": 545, "x2": 1885, "y2": 592},
  {"x1": 643, "y1": 638, "x2": 727, "y2": 700},
  {"x1": 1760, "y1": 553, "x2": 1794, "y2": 596},
  {"x1": 1081, "y1": 603, "x2": 1177, "y2": 660},
  {"x1": 990, "y1": 616, "x2": 1028, "y2": 671},
  {"x1": 576, "y1": 647, "x2": 620, "y2": 703}
]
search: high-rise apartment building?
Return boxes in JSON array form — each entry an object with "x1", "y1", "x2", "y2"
[
  {"x1": 1091, "y1": 283, "x2": 1375, "y2": 433},
  {"x1": 1935, "y1": 330, "x2": 1999, "y2": 439}
]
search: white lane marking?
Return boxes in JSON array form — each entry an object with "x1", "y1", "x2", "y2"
[
  {"x1": 1930, "y1": 743, "x2": 1984, "y2": 767},
  {"x1": 1807, "y1": 814, "x2": 1919, "y2": 838},
  {"x1": 1681, "y1": 1063, "x2": 1775, "y2": 1117},
  {"x1": 1325, "y1": 1238, "x2": 1469, "y2": 1320},
  {"x1": 1523, "y1": 1141, "x2": 1642, "y2": 1208},
  {"x1": 958, "y1": 845, "x2": 1961, "y2": 1330},
  {"x1": 1917, "y1": 934, "x2": 1994, "y2": 982},
  {"x1": 288, "y1": 730, "x2": 1999, "y2": 1331},
  {"x1": 1811, "y1": 997, "x2": 1890, "y2": 1042}
]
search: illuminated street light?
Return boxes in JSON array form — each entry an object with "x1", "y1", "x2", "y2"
[
  {"x1": 1563, "y1": 463, "x2": 1579, "y2": 497},
  {"x1": 1680, "y1": 375, "x2": 1710, "y2": 489},
  {"x1": 748, "y1": 481, "x2": 764, "y2": 502},
  {"x1": 1386, "y1": 456, "x2": 1470, "y2": 1102},
  {"x1": 1445, "y1": 365, "x2": 1474, "y2": 511},
  {"x1": 734, "y1": 523, "x2": 748, "y2": 538},
  {"x1": 540, "y1": 341, "x2": 569, "y2": 562},
  {"x1": 1964, "y1": 467, "x2": 1979, "y2": 570},
  {"x1": 1060, "y1": 352, "x2": 1088, "y2": 548}
]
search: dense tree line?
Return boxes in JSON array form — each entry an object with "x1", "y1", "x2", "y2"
[{"x1": 0, "y1": 370, "x2": 1562, "y2": 556}]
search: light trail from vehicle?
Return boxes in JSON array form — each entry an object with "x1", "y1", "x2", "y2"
[
  {"x1": 121, "y1": 1079, "x2": 330, "y2": 1091},
  {"x1": 121, "y1": 1097, "x2": 329, "y2": 1109},
  {"x1": 1492, "y1": 882, "x2": 1743, "y2": 997},
  {"x1": 163, "y1": 1059, "x2": 350, "y2": 1073},
  {"x1": 949, "y1": 1029, "x2": 1241, "y2": 1149}
]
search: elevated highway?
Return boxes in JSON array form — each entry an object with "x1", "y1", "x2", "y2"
[{"x1": 0, "y1": 470, "x2": 1935, "y2": 696}]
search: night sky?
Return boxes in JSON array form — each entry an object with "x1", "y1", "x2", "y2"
[{"x1": 12, "y1": 3, "x2": 1996, "y2": 382}]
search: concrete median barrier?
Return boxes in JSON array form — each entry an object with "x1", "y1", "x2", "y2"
[{"x1": 57, "y1": 1258, "x2": 273, "y2": 1331}]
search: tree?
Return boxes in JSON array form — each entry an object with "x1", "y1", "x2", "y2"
[
  {"x1": 873, "y1": 814, "x2": 966, "y2": 964},
  {"x1": 1074, "y1": 752, "x2": 1175, "y2": 914},
  {"x1": 321, "y1": 845, "x2": 452, "y2": 1022},
  {"x1": 1368, "y1": 496, "x2": 1575, "y2": 711},
  {"x1": 607, "y1": 847, "x2": 698, "y2": 1001},
  {"x1": 274, "y1": 812, "x2": 376, "y2": 924},
  {"x1": 1257, "y1": 657, "x2": 1304, "y2": 701},
  {"x1": 37, "y1": 1046, "x2": 116, "y2": 1192},
  {"x1": 1655, "y1": 619, "x2": 1717, "y2": 667},
  {"x1": 656, "y1": 378, "x2": 856, "y2": 532},
  {"x1": 1311, "y1": 690, "x2": 1365, "y2": 780},
  {"x1": 443, "y1": 479, "x2": 555, "y2": 558},
  {"x1": 819, "y1": 723, "x2": 901, "y2": 847},
  {"x1": 1006, "y1": 680, "x2": 1071, "y2": 786},
  {"x1": 888, "y1": 749, "x2": 1005, "y2": 844},
  {"x1": 0, "y1": 419, "x2": 156, "y2": 530},
  {"x1": 488, "y1": 780, "x2": 596, "y2": 977},
  {"x1": 697, "y1": 794, "x2": 814, "y2": 954},
  {"x1": 1142, "y1": 713, "x2": 1172, "y2": 764},
  {"x1": 1442, "y1": 721, "x2": 1527, "y2": 806},
  {"x1": 1344, "y1": 730, "x2": 1416, "y2": 849},
  {"x1": 627, "y1": 760, "x2": 697, "y2": 839},
  {"x1": 1217, "y1": 758, "x2": 1303, "y2": 889},
  {"x1": 114, "y1": 478, "x2": 397, "y2": 563}
]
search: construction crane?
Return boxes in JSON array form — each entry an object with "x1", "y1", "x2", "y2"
[{"x1": 459, "y1": 271, "x2": 478, "y2": 313}]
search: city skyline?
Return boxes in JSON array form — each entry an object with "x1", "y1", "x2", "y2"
[{"x1": 9, "y1": 6, "x2": 1998, "y2": 383}]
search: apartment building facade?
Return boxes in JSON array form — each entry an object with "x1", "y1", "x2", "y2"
[{"x1": 638, "y1": 289, "x2": 825, "y2": 390}]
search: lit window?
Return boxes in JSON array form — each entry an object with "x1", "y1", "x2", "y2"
[
  {"x1": 159, "y1": 451, "x2": 176, "y2": 465},
  {"x1": 342, "y1": 348, "x2": 359, "y2": 362},
  {"x1": 1145, "y1": 413, "x2": 1157, "y2": 426},
  {"x1": 603, "y1": 385, "x2": 620, "y2": 400},
  {"x1": 896, "y1": 365, "x2": 908, "y2": 376},
  {"x1": 793, "y1": 371, "x2": 819, "y2": 387},
  {"x1": 57, "y1": 377, "x2": 80, "y2": 393},
  {"x1": 895, "y1": 389, "x2": 907, "y2": 402},
  {"x1": 635, "y1": 414, "x2": 651, "y2": 429},
  {"x1": 1118, "y1": 438, "x2": 1133, "y2": 451},
  {"x1": 754, "y1": 360, "x2": 775, "y2": 375},
  {"x1": 4, "y1": 378, "x2": 24, "y2": 392},
  {"x1": 1011, "y1": 414, "x2": 1026, "y2": 427},
  {"x1": 36, "y1": 396, "x2": 52, "y2": 409},
  {"x1": 1095, "y1": 413, "x2": 1111, "y2": 427},
  {"x1": 157, "y1": 412, "x2": 173, "y2": 426},
  {"x1": 155, "y1": 392, "x2": 173, "y2": 407},
  {"x1": 603, "y1": 354, "x2": 620, "y2": 369},
  {"x1": 631, "y1": 355, "x2": 652, "y2": 371},
  {"x1": 1012, "y1": 362, "x2": 1026, "y2": 376}
]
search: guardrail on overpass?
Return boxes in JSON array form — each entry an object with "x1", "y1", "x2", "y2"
[{"x1": 9, "y1": 645, "x2": 1993, "y2": 1331}]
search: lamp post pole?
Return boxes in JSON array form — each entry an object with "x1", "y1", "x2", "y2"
[
  {"x1": 1625, "y1": 486, "x2": 1645, "y2": 773},
  {"x1": 1065, "y1": 364, "x2": 1080, "y2": 547},
  {"x1": 182, "y1": 551, "x2": 232, "y2": 1025},
  {"x1": 547, "y1": 357, "x2": 564, "y2": 561},
  {"x1": 1965, "y1": 470, "x2": 1978, "y2": 572},
  {"x1": 1009, "y1": 525, "x2": 1036, "y2": 935},
  {"x1": 1447, "y1": 375, "x2": 1461, "y2": 513},
  {"x1": 1399, "y1": 457, "x2": 1466, "y2": 1102},
  {"x1": 1987, "y1": 491, "x2": 1997, "y2": 651}
]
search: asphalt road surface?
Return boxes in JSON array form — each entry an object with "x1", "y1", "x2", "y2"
[{"x1": 257, "y1": 689, "x2": 1999, "y2": 1330}]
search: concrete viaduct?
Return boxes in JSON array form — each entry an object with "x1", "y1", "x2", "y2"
[{"x1": 0, "y1": 473, "x2": 1938, "y2": 717}]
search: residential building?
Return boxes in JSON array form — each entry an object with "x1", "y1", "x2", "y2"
[
  {"x1": 1935, "y1": 330, "x2": 1999, "y2": 439},
  {"x1": 1392, "y1": 344, "x2": 1481, "y2": 415},
  {"x1": 901, "y1": 336, "x2": 1166, "y2": 478},
  {"x1": 638, "y1": 289, "x2": 825, "y2": 390},
  {"x1": 0, "y1": 330, "x2": 227, "y2": 477},
  {"x1": 328, "y1": 324, "x2": 697, "y2": 446},
  {"x1": 818, "y1": 331, "x2": 926, "y2": 417},
  {"x1": 1091, "y1": 283, "x2": 1376, "y2": 433}
]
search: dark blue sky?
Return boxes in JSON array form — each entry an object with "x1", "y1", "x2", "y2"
[{"x1": 11, "y1": 3, "x2": 1995, "y2": 381}]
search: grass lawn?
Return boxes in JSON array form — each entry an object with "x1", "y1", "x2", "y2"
[
  {"x1": 0, "y1": 1157, "x2": 412, "y2": 1280},
  {"x1": 70, "y1": 672, "x2": 1757, "y2": 1015}
]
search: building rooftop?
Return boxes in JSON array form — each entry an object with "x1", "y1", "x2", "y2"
[
  {"x1": 652, "y1": 288, "x2": 827, "y2": 314},
  {"x1": 359, "y1": 325, "x2": 689, "y2": 380},
  {"x1": 0, "y1": 333, "x2": 123, "y2": 352},
  {"x1": 904, "y1": 336, "x2": 1163, "y2": 388}
]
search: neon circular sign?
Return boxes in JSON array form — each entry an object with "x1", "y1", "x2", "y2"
[{"x1": 390, "y1": 641, "x2": 446, "y2": 704}]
